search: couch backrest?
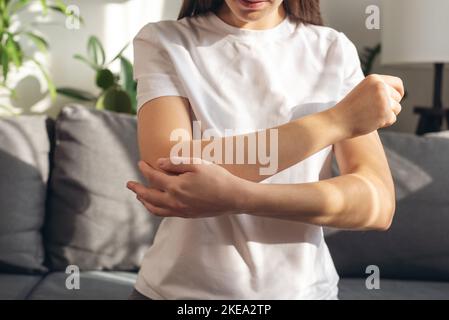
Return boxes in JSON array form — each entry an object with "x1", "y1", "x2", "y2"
[
  {"x1": 43, "y1": 105, "x2": 162, "y2": 271},
  {"x1": 0, "y1": 115, "x2": 50, "y2": 273}
]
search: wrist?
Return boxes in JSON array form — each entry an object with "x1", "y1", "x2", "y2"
[
  {"x1": 233, "y1": 178, "x2": 261, "y2": 213},
  {"x1": 324, "y1": 105, "x2": 352, "y2": 141}
]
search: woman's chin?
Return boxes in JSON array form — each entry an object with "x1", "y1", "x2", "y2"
[{"x1": 237, "y1": 0, "x2": 269, "y2": 11}]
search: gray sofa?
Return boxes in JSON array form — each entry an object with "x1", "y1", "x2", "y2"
[{"x1": 1, "y1": 105, "x2": 448, "y2": 300}]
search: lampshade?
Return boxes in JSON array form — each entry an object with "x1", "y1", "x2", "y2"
[{"x1": 381, "y1": 0, "x2": 449, "y2": 65}]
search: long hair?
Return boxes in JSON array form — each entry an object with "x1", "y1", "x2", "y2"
[{"x1": 177, "y1": 0, "x2": 323, "y2": 26}]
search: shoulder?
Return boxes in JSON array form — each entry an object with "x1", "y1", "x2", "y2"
[
  {"x1": 133, "y1": 21, "x2": 176, "y2": 45},
  {"x1": 133, "y1": 16, "x2": 201, "y2": 46},
  {"x1": 300, "y1": 23, "x2": 357, "y2": 53},
  {"x1": 298, "y1": 23, "x2": 360, "y2": 70}
]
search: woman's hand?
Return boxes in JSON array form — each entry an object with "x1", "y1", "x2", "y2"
[
  {"x1": 330, "y1": 74, "x2": 405, "y2": 138},
  {"x1": 126, "y1": 158, "x2": 250, "y2": 218}
]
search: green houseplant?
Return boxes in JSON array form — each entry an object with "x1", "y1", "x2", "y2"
[
  {"x1": 57, "y1": 36, "x2": 137, "y2": 115},
  {"x1": 0, "y1": 0, "x2": 76, "y2": 114},
  {"x1": 360, "y1": 43, "x2": 381, "y2": 76}
]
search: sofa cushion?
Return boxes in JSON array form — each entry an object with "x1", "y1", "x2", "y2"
[
  {"x1": 426, "y1": 131, "x2": 449, "y2": 139},
  {"x1": 27, "y1": 271, "x2": 136, "y2": 300},
  {"x1": 326, "y1": 131, "x2": 449, "y2": 281},
  {"x1": 0, "y1": 116, "x2": 50, "y2": 273},
  {"x1": 45, "y1": 105, "x2": 161, "y2": 271},
  {"x1": 339, "y1": 278, "x2": 449, "y2": 300},
  {"x1": 0, "y1": 274, "x2": 44, "y2": 300}
]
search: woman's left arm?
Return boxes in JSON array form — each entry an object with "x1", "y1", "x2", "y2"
[
  {"x1": 244, "y1": 130, "x2": 395, "y2": 230},
  {"x1": 127, "y1": 130, "x2": 395, "y2": 231}
]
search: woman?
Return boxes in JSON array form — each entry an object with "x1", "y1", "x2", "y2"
[{"x1": 127, "y1": 0, "x2": 404, "y2": 300}]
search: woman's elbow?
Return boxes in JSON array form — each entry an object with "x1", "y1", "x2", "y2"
[
  {"x1": 318, "y1": 177, "x2": 395, "y2": 231},
  {"x1": 370, "y1": 203, "x2": 395, "y2": 231},
  {"x1": 138, "y1": 140, "x2": 178, "y2": 169},
  {"x1": 366, "y1": 187, "x2": 396, "y2": 231}
]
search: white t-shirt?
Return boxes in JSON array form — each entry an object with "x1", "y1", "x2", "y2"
[{"x1": 133, "y1": 11, "x2": 364, "y2": 300}]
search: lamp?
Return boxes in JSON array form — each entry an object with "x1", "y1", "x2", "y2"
[{"x1": 381, "y1": 0, "x2": 449, "y2": 135}]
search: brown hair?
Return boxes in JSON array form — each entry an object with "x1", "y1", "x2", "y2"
[{"x1": 178, "y1": 0, "x2": 323, "y2": 26}]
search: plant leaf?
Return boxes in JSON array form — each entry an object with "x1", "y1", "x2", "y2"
[
  {"x1": 74, "y1": 54, "x2": 100, "y2": 70},
  {"x1": 87, "y1": 36, "x2": 105, "y2": 67},
  {"x1": 120, "y1": 56, "x2": 134, "y2": 93},
  {"x1": 6, "y1": 34, "x2": 23, "y2": 67},
  {"x1": 40, "y1": 0, "x2": 48, "y2": 15},
  {"x1": 53, "y1": 0, "x2": 67, "y2": 12},
  {"x1": 49, "y1": 4, "x2": 84, "y2": 25},
  {"x1": 99, "y1": 86, "x2": 133, "y2": 114},
  {"x1": 8, "y1": 0, "x2": 32, "y2": 15},
  {"x1": 46, "y1": 4, "x2": 64, "y2": 15},
  {"x1": 0, "y1": 46, "x2": 9, "y2": 84},
  {"x1": 25, "y1": 31, "x2": 49, "y2": 52},
  {"x1": 360, "y1": 43, "x2": 381, "y2": 76},
  {"x1": 56, "y1": 87, "x2": 97, "y2": 101},
  {"x1": 108, "y1": 42, "x2": 129, "y2": 65},
  {"x1": 119, "y1": 56, "x2": 137, "y2": 111},
  {"x1": 96, "y1": 68, "x2": 115, "y2": 90},
  {"x1": 30, "y1": 58, "x2": 56, "y2": 100}
]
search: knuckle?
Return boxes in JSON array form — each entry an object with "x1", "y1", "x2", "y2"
[
  {"x1": 374, "y1": 101, "x2": 386, "y2": 115},
  {"x1": 366, "y1": 74, "x2": 379, "y2": 82},
  {"x1": 391, "y1": 115, "x2": 398, "y2": 123},
  {"x1": 381, "y1": 104, "x2": 390, "y2": 115},
  {"x1": 374, "y1": 81, "x2": 386, "y2": 93},
  {"x1": 178, "y1": 180, "x2": 189, "y2": 191},
  {"x1": 167, "y1": 183, "x2": 178, "y2": 194},
  {"x1": 381, "y1": 109, "x2": 391, "y2": 122},
  {"x1": 387, "y1": 115, "x2": 397, "y2": 126},
  {"x1": 173, "y1": 201, "x2": 187, "y2": 211},
  {"x1": 141, "y1": 189, "x2": 151, "y2": 199},
  {"x1": 375, "y1": 108, "x2": 388, "y2": 124},
  {"x1": 395, "y1": 76, "x2": 404, "y2": 86}
]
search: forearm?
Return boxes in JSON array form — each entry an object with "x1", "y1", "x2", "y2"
[
  {"x1": 238, "y1": 168, "x2": 395, "y2": 230},
  {"x1": 176, "y1": 109, "x2": 347, "y2": 182}
]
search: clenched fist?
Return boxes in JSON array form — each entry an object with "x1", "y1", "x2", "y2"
[{"x1": 331, "y1": 74, "x2": 405, "y2": 138}]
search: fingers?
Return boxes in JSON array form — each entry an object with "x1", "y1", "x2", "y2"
[
  {"x1": 380, "y1": 111, "x2": 397, "y2": 129},
  {"x1": 387, "y1": 112, "x2": 397, "y2": 127},
  {"x1": 127, "y1": 181, "x2": 179, "y2": 217},
  {"x1": 140, "y1": 198, "x2": 177, "y2": 217},
  {"x1": 127, "y1": 181, "x2": 169, "y2": 207},
  {"x1": 390, "y1": 100, "x2": 402, "y2": 116},
  {"x1": 374, "y1": 75, "x2": 403, "y2": 117},
  {"x1": 138, "y1": 160, "x2": 172, "y2": 189},
  {"x1": 386, "y1": 84, "x2": 403, "y2": 103},
  {"x1": 158, "y1": 157, "x2": 199, "y2": 174},
  {"x1": 379, "y1": 75, "x2": 405, "y2": 99},
  {"x1": 383, "y1": 80, "x2": 402, "y2": 117}
]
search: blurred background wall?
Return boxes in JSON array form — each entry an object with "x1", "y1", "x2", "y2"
[{"x1": 3, "y1": 0, "x2": 448, "y2": 133}]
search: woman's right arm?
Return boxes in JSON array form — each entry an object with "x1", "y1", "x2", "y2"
[{"x1": 138, "y1": 74, "x2": 404, "y2": 183}]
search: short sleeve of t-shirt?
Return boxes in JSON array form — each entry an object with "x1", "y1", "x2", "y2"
[
  {"x1": 133, "y1": 23, "x2": 187, "y2": 112},
  {"x1": 336, "y1": 32, "x2": 365, "y2": 99}
]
